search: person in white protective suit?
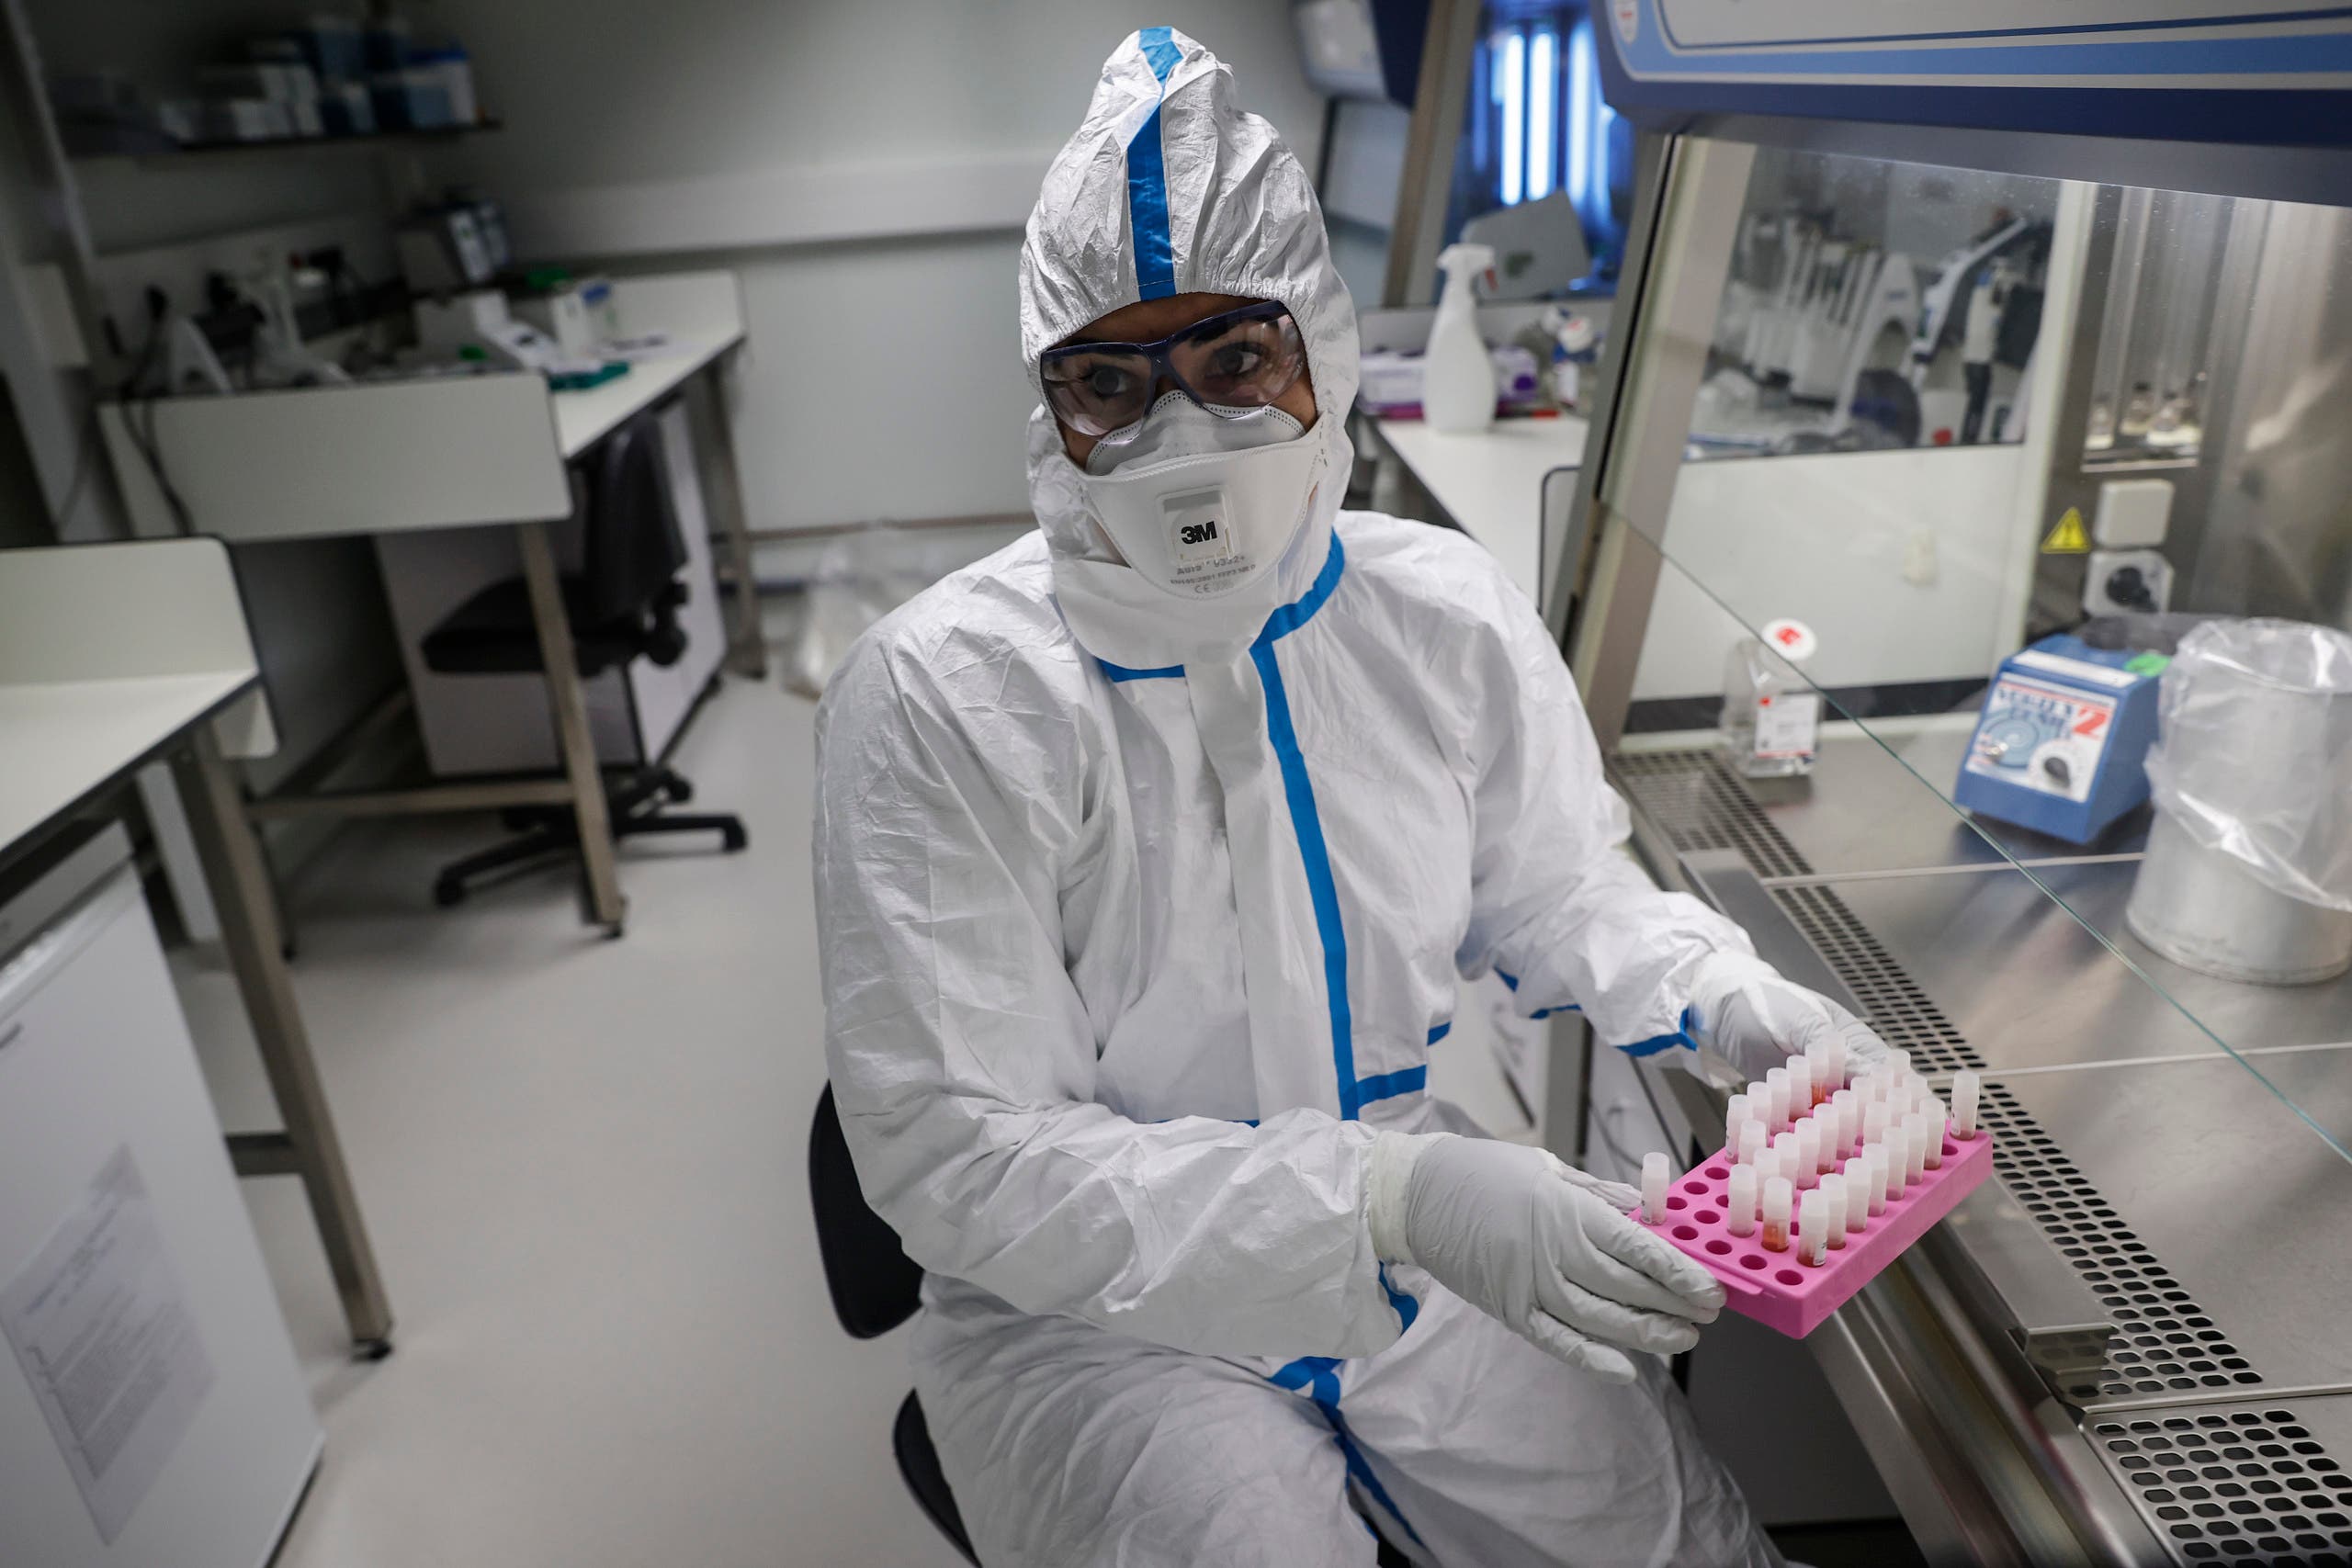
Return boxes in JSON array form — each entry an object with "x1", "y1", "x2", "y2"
[{"x1": 815, "y1": 27, "x2": 1890, "y2": 1568}]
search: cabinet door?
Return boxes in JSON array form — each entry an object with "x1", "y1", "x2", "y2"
[{"x1": 0, "y1": 872, "x2": 319, "y2": 1568}]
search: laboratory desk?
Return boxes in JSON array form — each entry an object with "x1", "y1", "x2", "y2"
[
  {"x1": 1606, "y1": 731, "x2": 2352, "y2": 1567},
  {"x1": 0, "y1": 540, "x2": 390, "y2": 1355},
  {"x1": 96, "y1": 270, "x2": 762, "y2": 934},
  {"x1": 1368, "y1": 414, "x2": 1589, "y2": 610}
]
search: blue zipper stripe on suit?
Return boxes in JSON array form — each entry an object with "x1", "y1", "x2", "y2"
[
  {"x1": 1124, "y1": 28, "x2": 1182, "y2": 300},
  {"x1": 1249, "y1": 533, "x2": 1428, "y2": 1548},
  {"x1": 1249, "y1": 535, "x2": 1353, "y2": 1117}
]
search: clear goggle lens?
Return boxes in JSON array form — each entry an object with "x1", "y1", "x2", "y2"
[{"x1": 1042, "y1": 303, "x2": 1306, "y2": 438}]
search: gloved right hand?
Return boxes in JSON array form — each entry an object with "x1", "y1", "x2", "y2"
[{"x1": 1367, "y1": 1133, "x2": 1724, "y2": 1384}]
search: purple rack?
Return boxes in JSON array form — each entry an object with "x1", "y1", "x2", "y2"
[{"x1": 1635, "y1": 1113, "x2": 1996, "y2": 1338}]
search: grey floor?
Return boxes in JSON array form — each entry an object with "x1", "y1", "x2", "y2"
[{"x1": 175, "y1": 672, "x2": 1529, "y2": 1568}]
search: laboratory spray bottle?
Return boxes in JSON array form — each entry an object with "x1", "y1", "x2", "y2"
[
  {"x1": 1721, "y1": 617, "x2": 1823, "y2": 779},
  {"x1": 1423, "y1": 243, "x2": 1497, "y2": 434}
]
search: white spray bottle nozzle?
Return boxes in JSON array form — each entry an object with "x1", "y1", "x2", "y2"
[{"x1": 1436, "y1": 242, "x2": 1496, "y2": 286}]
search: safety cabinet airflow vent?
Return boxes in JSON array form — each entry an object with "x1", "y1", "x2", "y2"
[
  {"x1": 1974, "y1": 1082, "x2": 2262, "y2": 1403},
  {"x1": 1614, "y1": 748, "x2": 2267, "y2": 1404},
  {"x1": 1610, "y1": 750, "x2": 1811, "y2": 880},
  {"x1": 2090, "y1": 1405, "x2": 2352, "y2": 1566}
]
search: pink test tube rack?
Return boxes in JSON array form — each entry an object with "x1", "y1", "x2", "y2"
[{"x1": 1635, "y1": 1111, "x2": 1996, "y2": 1338}]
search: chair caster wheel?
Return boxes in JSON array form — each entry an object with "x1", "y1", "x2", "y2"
[
  {"x1": 722, "y1": 824, "x2": 749, "y2": 852},
  {"x1": 354, "y1": 1338, "x2": 394, "y2": 1362},
  {"x1": 433, "y1": 877, "x2": 467, "y2": 908},
  {"x1": 663, "y1": 775, "x2": 694, "y2": 805}
]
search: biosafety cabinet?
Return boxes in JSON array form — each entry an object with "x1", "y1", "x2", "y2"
[{"x1": 1544, "y1": 7, "x2": 2352, "y2": 1564}]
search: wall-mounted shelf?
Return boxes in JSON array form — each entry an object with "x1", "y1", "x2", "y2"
[{"x1": 68, "y1": 118, "x2": 500, "y2": 167}]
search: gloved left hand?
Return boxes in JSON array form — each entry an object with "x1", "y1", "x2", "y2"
[{"x1": 1686, "y1": 949, "x2": 1891, "y2": 1085}]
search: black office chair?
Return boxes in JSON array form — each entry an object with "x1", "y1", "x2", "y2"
[
  {"x1": 807, "y1": 1086, "x2": 1415, "y2": 1567},
  {"x1": 420, "y1": 408, "x2": 746, "y2": 909},
  {"x1": 808, "y1": 1084, "x2": 980, "y2": 1562}
]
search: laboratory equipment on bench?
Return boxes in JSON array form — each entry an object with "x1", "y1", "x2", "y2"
[
  {"x1": 1422, "y1": 243, "x2": 1498, "y2": 433},
  {"x1": 2128, "y1": 619, "x2": 2352, "y2": 984},
  {"x1": 395, "y1": 200, "x2": 500, "y2": 294},
  {"x1": 1720, "y1": 618, "x2": 1820, "y2": 779},
  {"x1": 412, "y1": 290, "x2": 628, "y2": 390},
  {"x1": 1639, "y1": 1058, "x2": 1993, "y2": 1337},
  {"x1": 1954, "y1": 633, "x2": 2164, "y2": 844},
  {"x1": 1459, "y1": 192, "x2": 1594, "y2": 301}
]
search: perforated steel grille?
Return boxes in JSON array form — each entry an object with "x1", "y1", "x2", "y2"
[
  {"x1": 1610, "y1": 750, "x2": 1809, "y2": 880},
  {"x1": 1613, "y1": 748, "x2": 2265, "y2": 1402},
  {"x1": 2091, "y1": 1406, "x2": 2352, "y2": 1565},
  {"x1": 1974, "y1": 1080, "x2": 2264, "y2": 1403},
  {"x1": 1772, "y1": 882, "x2": 1979, "y2": 1075}
]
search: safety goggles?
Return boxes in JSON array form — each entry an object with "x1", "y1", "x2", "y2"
[{"x1": 1041, "y1": 300, "x2": 1307, "y2": 438}]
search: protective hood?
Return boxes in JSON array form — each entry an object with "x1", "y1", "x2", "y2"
[{"x1": 1021, "y1": 26, "x2": 1359, "y2": 670}]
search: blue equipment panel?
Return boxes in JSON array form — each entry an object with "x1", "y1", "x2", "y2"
[
  {"x1": 1595, "y1": 0, "x2": 2352, "y2": 151},
  {"x1": 1954, "y1": 635, "x2": 2164, "y2": 846}
]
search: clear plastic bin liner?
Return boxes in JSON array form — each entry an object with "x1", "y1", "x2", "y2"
[
  {"x1": 2142, "y1": 617, "x2": 2352, "y2": 912},
  {"x1": 785, "y1": 522, "x2": 1032, "y2": 698}
]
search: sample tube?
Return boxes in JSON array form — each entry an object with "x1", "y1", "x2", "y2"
[
  {"x1": 1860, "y1": 1071, "x2": 1887, "y2": 1108},
  {"x1": 1919, "y1": 1103, "x2": 1947, "y2": 1169},
  {"x1": 1883, "y1": 1124, "x2": 1911, "y2": 1199},
  {"x1": 1724, "y1": 1094, "x2": 1751, "y2": 1154},
  {"x1": 1751, "y1": 1146, "x2": 1780, "y2": 1189},
  {"x1": 1643, "y1": 1152, "x2": 1670, "y2": 1224},
  {"x1": 1823, "y1": 1033, "x2": 1847, "y2": 1094},
  {"x1": 1820, "y1": 1172, "x2": 1849, "y2": 1248},
  {"x1": 1864, "y1": 1146, "x2": 1891, "y2": 1215},
  {"x1": 1862, "y1": 1101, "x2": 1891, "y2": 1150},
  {"x1": 1952, "y1": 1070, "x2": 1982, "y2": 1139},
  {"x1": 1737, "y1": 1120, "x2": 1768, "y2": 1168},
  {"x1": 1788, "y1": 1055, "x2": 1815, "y2": 1118},
  {"x1": 1771, "y1": 1131, "x2": 1801, "y2": 1182},
  {"x1": 1745, "y1": 1080, "x2": 1771, "y2": 1125},
  {"x1": 1762, "y1": 1177, "x2": 1793, "y2": 1252},
  {"x1": 1903, "y1": 1112, "x2": 1931, "y2": 1183},
  {"x1": 1843, "y1": 1160, "x2": 1871, "y2": 1234},
  {"x1": 1794, "y1": 1120, "x2": 1822, "y2": 1188},
  {"x1": 1830, "y1": 1089, "x2": 1858, "y2": 1156},
  {"x1": 1887, "y1": 1047, "x2": 1912, "y2": 1080},
  {"x1": 1727, "y1": 1164, "x2": 1758, "y2": 1236},
  {"x1": 1765, "y1": 1067, "x2": 1792, "y2": 1131},
  {"x1": 1797, "y1": 1189, "x2": 1829, "y2": 1266}
]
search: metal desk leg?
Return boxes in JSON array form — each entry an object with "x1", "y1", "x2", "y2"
[
  {"x1": 515, "y1": 518, "x2": 626, "y2": 933},
  {"x1": 172, "y1": 728, "x2": 394, "y2": 1355},
  {"x1": 701, "y1": 359, "x2": 769, "y2": 679}
]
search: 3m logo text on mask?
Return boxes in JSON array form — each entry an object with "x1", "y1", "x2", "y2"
[{"x1": 1167, "y1": 491, "x2": 1236, "y2": 568}]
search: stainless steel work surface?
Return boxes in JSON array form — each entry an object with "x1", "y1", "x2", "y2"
[
  {"x1": 1991, "y1": 1056, "x2": 2352, "y2": 1406},
  {"x1": 2080, "y1": 1394, "x2": 2352, "y2": 1565},
  {"x1": 1811, "y1": 864, "x2": 2225, "y2": 1071},
  {"x1": 2018, "y1": 861, "x2": 2352, "y2": 1059},
  {"x1": 1824, "y1": 862, "x2": 2352, "y2": 1068},
  {"x1": 1622, "y1": 728, "x2": 2154, "y2": 879}
]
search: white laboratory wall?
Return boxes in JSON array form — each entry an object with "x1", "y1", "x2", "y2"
[
  {"x1": 1631, "y1": 446, "x2": 2035, "y2": 701},
  {"x1": 424, "y1": 0, "x2": 1329, "y2": 535}
]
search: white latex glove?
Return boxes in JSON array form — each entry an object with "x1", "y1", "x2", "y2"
[
  {"x1": 1686, "y1": 949, "x2": 1891, "y2": 1085},
  {"x1": 1367, "y1": 1133, "x2": 1723, "y2": 1383}
]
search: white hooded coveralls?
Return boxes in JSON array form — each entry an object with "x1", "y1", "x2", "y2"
[{"x1": 815, "y1": 27, "x2": 1778, "y2": 1567}]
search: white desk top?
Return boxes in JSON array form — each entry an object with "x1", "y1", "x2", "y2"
[
  {"x1": 0, "y1": 673, "x2": 255, "y2": 866},
  {"x1": 1375, "y1": 415, "x2": 1589, "y2": 604},
  {"x1": 553, "y1": 327, "x2": 741, "y2": 459}
]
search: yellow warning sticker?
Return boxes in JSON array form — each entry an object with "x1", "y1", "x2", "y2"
[{"x1": 2041, "y1": 507, "x2": 2089, "y2": 554}]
